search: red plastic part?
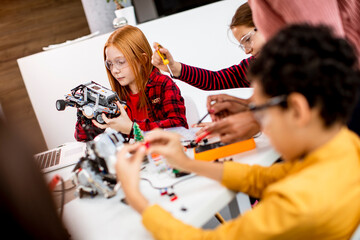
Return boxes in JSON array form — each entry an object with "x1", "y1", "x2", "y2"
[{"x1": 49, "y1": 175, "x2": 61, "y2": 191}]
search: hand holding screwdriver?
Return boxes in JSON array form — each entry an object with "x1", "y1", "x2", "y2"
[
  {"x1": 156, "y1": 44, "x2": 173, "y2": 77},
  {"x1": 152, "y1": 42, "x2": 182, "y2": 78},
  {"x1": 156, "y1": 44, "x2": 169, "y2": 65}
]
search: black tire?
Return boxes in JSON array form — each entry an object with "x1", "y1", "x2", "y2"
[
  {"x1": 96, "y1": 114, "x2": 104, "y2": 124},
  {"x1": 56, "y1": 100, "x2": 66, "y2": 111}
]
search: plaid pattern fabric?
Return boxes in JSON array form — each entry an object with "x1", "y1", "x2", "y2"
[
  {"x1": 138, "y1": 68, "x2": 188, "y2": 131},
  {"x1": 177, "y1": 56, "x2": 253, "y2": 90},
  {"x1": 74, "y1": 68, "x2": 188, "y2": 142},
  {"x1": 74, "y1": 111, "x2": 105, "y2": 142}
]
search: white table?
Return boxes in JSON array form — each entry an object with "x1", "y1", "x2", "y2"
[{"x1": 52, "y1": 134, "x2": 279, "y2": 240}]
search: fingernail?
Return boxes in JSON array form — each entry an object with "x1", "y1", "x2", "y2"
[{"x1": 209, "y1": 109, "x2": 215, "y2": 114}]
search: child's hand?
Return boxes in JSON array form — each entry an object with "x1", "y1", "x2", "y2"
[
  {"x1": 116, "y1": 143, "x2": 146, "y2": 190},
  {"x1": 92, "y1": 102, "x2": 133, "y2": 134},
  {"x1": 205, "y1": 111, "x2": 260, "y2": 144},
  {"x1": 207, "y1": 94, "x2": 250, "y2": 122},
  {"x1": 115, "y1": 143, "x2": 149, "y2": 214},
  {"x1": 191, "y1": 122, "x2": 212, "y2": 137},
  {"x1": 151, "y1": 42, "x2": 182, "y2": 77},
  {"x1": 145, "y1": 129, "x2": 191, "y2": 171}
]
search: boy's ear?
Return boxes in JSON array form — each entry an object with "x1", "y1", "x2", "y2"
[{"x1": 287, "y1": 93, "x2": 311, "y2": 127}]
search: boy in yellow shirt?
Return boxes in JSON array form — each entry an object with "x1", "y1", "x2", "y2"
[{"x1": 115, "y1": 24, "x2": 360, "y2": 239}]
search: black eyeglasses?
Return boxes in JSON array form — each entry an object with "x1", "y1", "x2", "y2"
[
  {"x1": 197, "y1": 95, "x2": 287, "y2": 127},
  {"x1": 218, "y1": 95, "x2": 287, "y2": 112},
  {"x1": 248, "y1": 95, "x2": 287, "y2": 126},
  {"x1": 248, "y1": 95, "x2": 287, "y2": 112},
  {"x1": 208, "y1": 95, "x2": 287, "y2": 125}
]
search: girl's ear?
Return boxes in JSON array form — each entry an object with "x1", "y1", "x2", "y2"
[
  {"x1": 287, "y1": 93, "x2": 311, "y2": 127},
  {"x1": 141, "y1": 53, "x2": 148, "y2": 64}
]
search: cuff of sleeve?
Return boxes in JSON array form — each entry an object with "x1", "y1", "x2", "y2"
[{"x1": 176, "y1": 63, "x2": 186, "y2": 79}]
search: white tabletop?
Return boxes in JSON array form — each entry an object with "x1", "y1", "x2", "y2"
[{"x1": 58, "y1": 134, "x2": 279, "y2": 240}]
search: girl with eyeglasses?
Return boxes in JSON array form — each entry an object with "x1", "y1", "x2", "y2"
[
  {"x1": 74, "y1": 25, "x2": 188, "y2": 142},
  {"x1": 152, "y1": 2, "x2": 265, "y2": 91},
  {"x1": 248, "y1": 0, "x2": 360, "y2": 138},
  {"x1": 151, "y1": 2, "x2": 266, "y2": 144},
  {"x1": 115, "y1": 24, "x2": 360, "y2": 240},
  {"x1": 200, "y1": 0, "x2": 360, "y2": 144}
]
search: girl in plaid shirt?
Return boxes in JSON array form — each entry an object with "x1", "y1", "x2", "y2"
[{"x1": 75, "y1": 25, "x2": 188, "y2": 142}]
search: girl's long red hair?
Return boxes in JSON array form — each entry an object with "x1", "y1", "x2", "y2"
[{"x1": 104, "y1": 25, "x2": 153, "y2": 110}]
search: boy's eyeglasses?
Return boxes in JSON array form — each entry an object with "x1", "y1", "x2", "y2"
[
  {"x1": 248, "y1": 95, "x2": 287, "y2": 112},
  {"x1": 239, "y1": 28, "x2": 257, "y2": 52},
  {"x1": 218, "y1": 95, "x2": 287, "y2": 125},
  {"x1": 248, "y1": 95, "x2": 287, "y2": 125},
  {"x1": 105, "y1": 59, "x2": 129, "y2": 71}
]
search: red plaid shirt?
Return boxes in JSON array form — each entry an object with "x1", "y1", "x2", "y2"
[
  {"x1": 75, "y1": 68, "x2": 188, "y2": 141},
  {"x1": 177, "y1": 56, "x2": 253, "y2": 90}
]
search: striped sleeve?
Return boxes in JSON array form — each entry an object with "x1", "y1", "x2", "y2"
[{"x1": 176, "y1": 57, "x2": 253, "y2": 90}]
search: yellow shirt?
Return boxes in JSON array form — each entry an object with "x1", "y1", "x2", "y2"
[{"x1": 142, "y1": 127, "x2": 360, "y2": 239}]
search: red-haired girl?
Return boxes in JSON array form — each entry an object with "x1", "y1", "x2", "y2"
[{"x1": 75, "y1": 25, "x2": 188, "y2": 141}]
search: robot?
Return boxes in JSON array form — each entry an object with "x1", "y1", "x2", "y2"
[
  {"x1": 70, "y1": 127, "x2": 191, "y2": 199},
  {"x1": 56, "y1": 81, "x2": 125, "y2": 124},
  {"x1": 72, "y1": 128, "x2": 125, "y2": 199}
]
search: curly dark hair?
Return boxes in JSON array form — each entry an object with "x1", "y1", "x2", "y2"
[{"x1": 249, "y1": 24, "x2": 360, "y2": 127}]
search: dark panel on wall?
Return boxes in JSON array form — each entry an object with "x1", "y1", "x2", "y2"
[
  {"x1": 154, "y1": 0, "x2": 221, "y2": 17},
  {"x1": 0, "y1": 0, "x2": 90, "y2": 153}
]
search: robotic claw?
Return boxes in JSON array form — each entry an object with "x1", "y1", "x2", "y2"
[{"x1": 72, "y1": 128, "x2": 124, "y2": 199}]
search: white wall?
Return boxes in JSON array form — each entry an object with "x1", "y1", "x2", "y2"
[
  {"x1": 81, "y1": 0, "x2": 134, "y2": 34},
  {"x1": 81, "y1": 0, "x2": 117, "y2": 34},
  {"x1": 18, "y1": 0, "x2": 251, "y2": 150}
]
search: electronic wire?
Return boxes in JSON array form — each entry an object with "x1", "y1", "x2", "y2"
[
  {"x1": 51, "y1": 176, "x2": 66, "y2": 219},
  {"x1": 140, "y1": 173, "x2": 197, "y2": 190}
]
